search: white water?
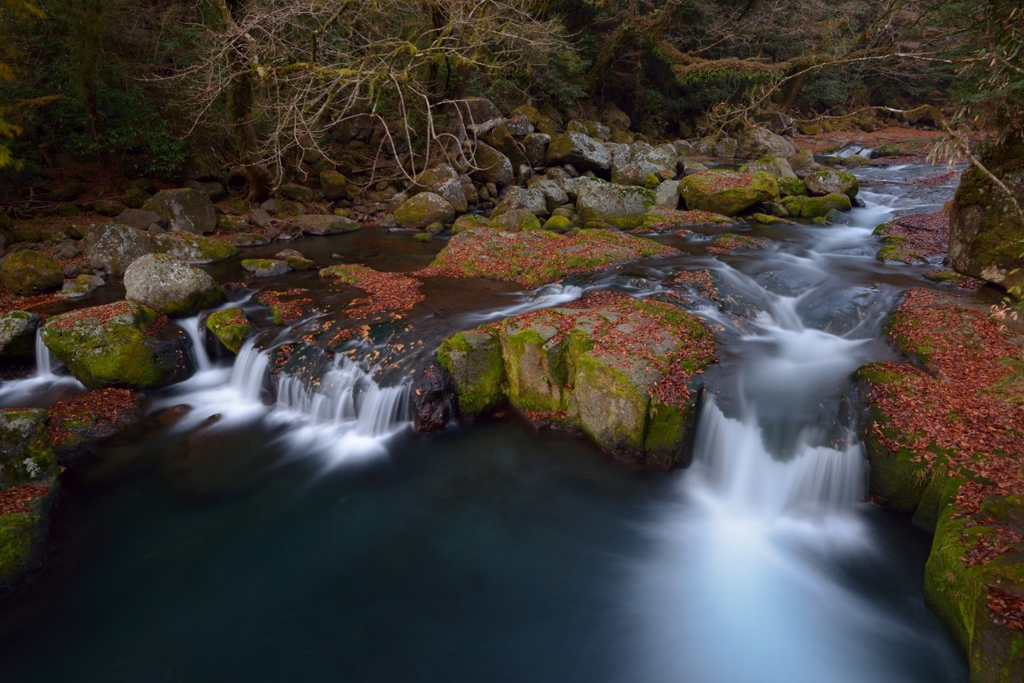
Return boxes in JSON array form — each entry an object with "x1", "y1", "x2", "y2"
[
  {"x1": 156, "y1": 336, "x2": 411, "y2": 467},
  {"x1": 0, "y1": 329, "x2": 83, "y2": 406},
  {"x1": 621, "y1": 180, "x2": 965, "y2": 682},
  {"x1": 464, "y1": 283, "x2": 586, "y2": 323}
]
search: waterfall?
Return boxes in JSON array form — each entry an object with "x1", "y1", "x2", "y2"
[
  {"x1": 35, "y1": 330, "x2": 55, "y2": 378},
  {"x1": 229, "y1": 340, "x2": 272, "y2": 402},
  {"x1": 177, "y1": 316, "x2": 213, "y2": 372}
]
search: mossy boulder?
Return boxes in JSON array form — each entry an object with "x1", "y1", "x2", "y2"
[
  {"x1": 142, "y1": 188, "x2": 217, "y2": 234},
  {"x1": 0, "y1": 311, "x2": 40, "y2": 359},
  {"x1": 291, "y1": 214, "x2": 359, "y2": 236},
  {"x1": 543, "y1": 215, "x2": 573, "y2": 232},
  {"x1": 124, "y1": 254, "x2": 225, "y2": 316},
  {"x1": 40, "y1": 301, "x2": 196, "y2": 389},
  {"x1": 777, "y1": 177, "x2": 808, "y2": 197},
  {"x1": 0, "y1": 408, "x2": 59, "y2": 592},
  {"x1": 279, "y1": 183, "x2": 315, "y2": 202},
  {"x1": 803, "y1": 170, "x2": 860, "y2": 198},
  {"x1": 576, "y1": 181, "x2": 656, "y2": 229},
  {"x1": 0, "y1": 250, "x2": 64, "y2": 295},
  {"x1": 122, "y1": 187, "x2": 151, "y2": 209},
  {"x1": 491, "y1": 209, "x2": 542, "y2": 232},
  {"x1": 152, "y1": 231, "x2": 238, "y2": 264},
  {"x1": 735, "y1": 127, "x2": 797, "y2": 160},
  {"x1": 204, "y1": 308, "x2": 252, "y2": 354},
  {"x1": 410, "y1": 165, "x2": 468, "y2": 212},
  {"x1": 678, "y1": 171, "x2": 779, "y2": 217},
  {"x1": 319, "y1": 169, "x2": 348, "y2": 201},
  {"x1": 781, "y1": 192, "x2": 852, "y2": 219},
  {"x1": 949, "y1": 150, "x2": 1024, "y2": 296},
  {"x1": 241, "y1": 259, "x2": 292, "y2": 277},
  {"x1": 436, "y1": 329, "x2": 506, "y2": 416},
  {"x1": 394, "y1": 192, "x2": 456, "y2": 229},
  {"x1": 216, "y1": 215, "x2": 250, "y2": 233},
  {"x1": 471, "y1": 142, "x2": 515, "y2": 186},
  {"x1": 94, "y1": 200, "x2": 125, "y2": 217},
  {"x1": 741, "y1": 156, "x2": 798, "y2": 179},
  {"x1": 437, "y1": 292, "x2": 715, "y2": 468},
  {"x1": 451, "y1": 214, "x2": 493, "y2": 234}
]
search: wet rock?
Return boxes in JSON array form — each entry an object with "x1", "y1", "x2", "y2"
[
  {"x1": 124, "y1": 253, "x2": 225, "y2": 317},
  {"x1": 781, "y1": 192, "x2": 852, "y2": 219},
  {"x1": 437, "y1": 291, "x2": 715, "y2": 468},
  {"x1": 0, "y1": 408, "x2": 59, "y2": 592},
  {"x1": 0, "y1": 250, "x2": 64, "y2": 295},
  {"x1": 232, "y1": 232, "x2": 269, "y2": 247},
  {"x1": 678, "y1": 170, "x2": 779, "y2": 217},
  {"x1": 241, "y1": 259, "x2": 292, "y2": 277},
  {"x1": 0, "y1": 311, "x2": 39, "y2": 359},
  {"x1": 741, "y1": 156, "x2": 798, "y2": 180},
  {"x1": 411, "y1": 360, "x2": 452, "y2": 432},
  {"x1": 291, "y1": 214, "x2": 360, "y2": 236},
  {"x1": 204, "y1": 308, "x2": 252, "y2": 354},
  {"x1": 142, "y1": 188, "x2": 217, "y2": 234},
  {"x1": 40, "y1": 301, "x2": 196, "y2": 389},
  {"x1": 803, "y1": 170, "x2": 860, "y2": 199}
]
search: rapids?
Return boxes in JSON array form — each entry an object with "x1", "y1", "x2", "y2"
[{"x1": 0, "y1": 164, "x2": 972, "y2": 682}]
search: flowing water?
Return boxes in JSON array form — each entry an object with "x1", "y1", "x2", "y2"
[{"x1": 0, "y1": 164, "x2": 973, "y2": 682}]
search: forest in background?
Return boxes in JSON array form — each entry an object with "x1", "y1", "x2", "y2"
[{"x1": 0, "y1": 0, "x2": 1020, "y2": 199}]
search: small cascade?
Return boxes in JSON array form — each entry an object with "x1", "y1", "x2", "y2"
[
  {"x1": 34, "y1": 330, "x2": 55, "y2": 377},
  {"x1": 229, "y1": 340, "x2": 271, "y2": 401},
  {"x1": 177, "y1": 316, "x2": 213, "y2": 372},
  {"x1": 466, "y1": 283, "x2": 585, "y2": 323},
  {"x1": 692, "y1": 400, "x2": 866, "y2": 519},
  {"x1": 275, "y1": 355, "x2": 410, "y2": 438}
]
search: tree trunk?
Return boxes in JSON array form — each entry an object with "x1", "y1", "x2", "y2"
[{"x1": 211, "y1": 0, "x2": 273, "y2": 202}]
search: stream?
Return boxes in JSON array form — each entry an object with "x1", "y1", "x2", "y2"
[{"x1": 0, "y1": 164, "x2": 973, "y2": 682}]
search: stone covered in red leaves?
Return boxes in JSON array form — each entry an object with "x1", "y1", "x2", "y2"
[
  {"x1": 418, "y1": 227, "x2": 676, "y2": 288},
  {"x1": 46, "y1": 388, "x2": 145, "y2": 463},
  {"x1": 854, "y1": 288, "x2": 1024, "y2": 677},
  {"x1": 874, "y1": 211, "x2": 950, "y2": 263},
  {"x1": 437, "y1": 290, "x2": 716, "y2": 469},
  {"x1": 319, "y1": 264, "x2": 424, "y2": 319}
]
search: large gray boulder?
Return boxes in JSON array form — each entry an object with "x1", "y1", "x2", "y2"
[
  {"x1": 654, "y1": 180, "x2": 680, "y2": 209},
  {"x1": 124, "y1": 254, "x2": 225, "y2": 317},
  {"x1": 631, "y1": 142, "x2": 677, "y2": 170},
  {"x1": 527, "y1": 178, "x2": 570, "y2": 212},
  {"x1": 803, "y1": 170, "x2": 860, "y2": 198},
  {"x1": 736, "y1": 127, "x2": 797, "y2": 160},
  {"x1": 394, "y1": 192, "x2": 456, "y2": 229},
  {"x1": 141, "y1": 188, "x2": 217, "y2": 234},
  {"x1": 493, "y1": 187, "x2": 549, "y2": 218},
  {"x1": 471, "y1": 142, "x2": 515, "y2": 186},
  {"x1": 410, "y1": 165, "x2": 468, "y2": 212},
  {"x1": 0, "y1": 311, "x2": 39, "y2": 359},
  {"x1": 576, "y1": 181, "x2": 656, "y2": 229},
  {"x1": 83, "y1": 224, "x2": 154, "y2": 275},
  {"x1": 546, "y1": 132, "x2": 612, "y2": 172},
  {"x1": 611, "y1": 161, "x2": 673, "y2": 188}
]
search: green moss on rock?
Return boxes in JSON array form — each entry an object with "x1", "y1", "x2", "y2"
[
  {"x1": 678, "y1": 171, "x2": 779, "y2": 217},
  {"x1": 0, "y1": 250, "x2": 64, "y2": 296},
  {"x1": 205, "y1": 308, "x2": 252, "y2": 354},
  {"x1": 40, "y1": 301, "x2": 195, "y2": 389}
]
